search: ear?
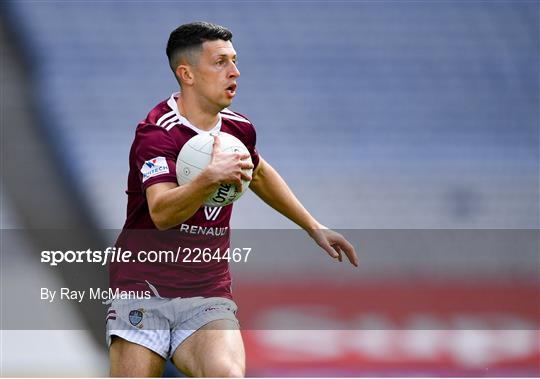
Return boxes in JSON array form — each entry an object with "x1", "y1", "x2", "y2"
[{"x1": 176, "y1": 64, "x2": 194, "y2": 86}]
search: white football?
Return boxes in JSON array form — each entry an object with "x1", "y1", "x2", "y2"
[{"x1": 176, "y1": 131, "x2": 253, "y2": 207}]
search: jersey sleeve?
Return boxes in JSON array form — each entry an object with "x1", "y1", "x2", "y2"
[
  {"x1": 233, "y1": 111, "x2": 260, "y2": 169},
  {"x1": 247, "y1": 125, "x2": 260, "y2": 170},
  {"x1": 132, "y1": 124, "x2": 179, "y2": 191}
]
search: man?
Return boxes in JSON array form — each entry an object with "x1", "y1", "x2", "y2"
[{"x1": 108, "y1": 21, "x2": 358, "y2": 377}]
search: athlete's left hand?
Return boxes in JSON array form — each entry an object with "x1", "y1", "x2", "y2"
[{"x1": 308, "y1": 227, "x2": 359, "y2": 267}]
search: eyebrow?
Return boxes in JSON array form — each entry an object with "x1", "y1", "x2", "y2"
[{"x1": 216, "y1": 53, "x2": 237, "y2": 59}]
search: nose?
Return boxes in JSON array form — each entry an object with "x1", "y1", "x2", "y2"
[{"x1": 229, "y1": 62, "x2": 240, "y2": 78}]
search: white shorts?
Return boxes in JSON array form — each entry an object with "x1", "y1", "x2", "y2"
[{"x1": 105, "y1": 296, "x2": 239, "y2": 359}]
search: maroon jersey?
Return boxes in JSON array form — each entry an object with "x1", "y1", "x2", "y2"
[{"x1": 111, "y1": 92, "x2": 259, "y2": 299}]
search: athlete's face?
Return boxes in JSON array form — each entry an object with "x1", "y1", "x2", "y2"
[{"x1": 191, "y1": 40, "x2": 240, "y2": 111}]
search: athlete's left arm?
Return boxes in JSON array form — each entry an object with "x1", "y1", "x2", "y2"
[{"x1": 249, "y1": 157, "x2": 358, "y2": 267}]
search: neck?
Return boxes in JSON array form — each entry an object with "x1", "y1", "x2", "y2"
[{"x1": 177, "y1": 91, "x2": 221, "y2": 131}]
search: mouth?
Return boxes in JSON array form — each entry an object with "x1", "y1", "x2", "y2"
[{"x1": 225, "y1": 83, "x2": 237, "y2": 97}]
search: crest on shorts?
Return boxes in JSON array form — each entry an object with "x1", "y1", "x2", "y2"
[{"x1": 128, "y1": 309, "x2": 144, "y2": 326}]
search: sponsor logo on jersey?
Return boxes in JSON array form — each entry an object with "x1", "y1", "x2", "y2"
[
  {"x1": 179, "y1": 224, "x2": 229, "y2": 236},
  {"x1": 141, "y1": 157, "x2": 169, "y2": 182},
  {"x1": 204, "y1": 206, "x2": 222, "y2": 221}
]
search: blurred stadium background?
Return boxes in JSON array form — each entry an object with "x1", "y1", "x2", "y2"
[{"x1": 1, "y1": 0, "x2": 538, "y2": 377}]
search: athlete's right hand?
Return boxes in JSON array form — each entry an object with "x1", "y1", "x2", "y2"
[{"x1": 204, "y1": 135, "x2": 253, "y2": 192}]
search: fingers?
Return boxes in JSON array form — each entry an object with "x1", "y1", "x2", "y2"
[
  {"x1": 234, "y1": 179, "x2": 243, "y2": 193},
  {"x1": 212, "y1": 135, "x2": 221, "y2": 155},
  {"x1": 211, "y1": 138, "x2": 254, "y2": 185},
  {"x1": 240, "y1": 171, "x2": 252, "y2": 182},
  {"x1": 331, "y1": 244, "x2": 343, "y2": 263},
  {"x1": 236, "y1": 153, "x2": 253, "y2": 182},
  {"x1": 320, "y1": 239, "x2": 339, "y2": 259},
  {"x1": 336, "y1": 236, "x2": 359, "y2": 267},
  {"x1": 317, "y1": 230, "x2": 359, "y2": 267},
  {"x1": 239, "y1": 160, "x2": 254, "y2": 170}
]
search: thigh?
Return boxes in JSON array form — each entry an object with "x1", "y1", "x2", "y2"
[
  {"x1": 171, "y1": 319, "x2": 245, "y2": 377},
  {"x1": 109, "y1": 336, "x2": 166, "y2": 377}
]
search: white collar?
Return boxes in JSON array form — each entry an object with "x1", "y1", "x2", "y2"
[{"x1": 167, "y1": 92, "x2": 222, "y2": 134}]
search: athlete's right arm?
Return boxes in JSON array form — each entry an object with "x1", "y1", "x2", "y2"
[{"x1": 146, "y1": 136, "x2": 253, "y2": 230}]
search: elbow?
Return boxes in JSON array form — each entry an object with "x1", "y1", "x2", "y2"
[
  {"x1": 149, "y1": 208, "x2": 172, "y2": 231},
  {"x1": 152, "y1": 217, "x2": 169, "y2": 231},
  {"x1": 150, "y1": 207, "x2": 190, "y2": 231},
  {"x1": 154, "y1": 221, "x2": 170, "y2": 231}
]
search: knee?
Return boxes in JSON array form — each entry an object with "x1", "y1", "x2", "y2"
[{"x1": 203, "y1": 359, "x2": 245, "y2": 378}]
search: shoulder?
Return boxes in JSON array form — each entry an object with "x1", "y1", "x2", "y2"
[
  {"x1": 132, "y1": 121, "x2": 179, "y2": 158},
  {"x1": 220, "y1": 108, "x2": 257, "y2": 134},
  {"x1": 133, "y1": 98, "x2": 178, "y2": 145},
  {"x1": 220, "y1": 108, "x2": 253, "y2": 125},
  {"x1": 145, "y1": 98, "x2": 178, "y2": 130},
  {"x1": 219, "y1": 108, "x2": 259, "y2": 149}
]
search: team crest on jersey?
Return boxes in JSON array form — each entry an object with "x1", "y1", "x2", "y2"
[
  {"x1": 204, "y1": 206, "x2": 222, "y2": 221},
  {"x1": 141, "y1": 156, "x2": 169, "y2": 183},
  {"x1": 128, "y1": 309, "x2": 144, "y2": 327}
]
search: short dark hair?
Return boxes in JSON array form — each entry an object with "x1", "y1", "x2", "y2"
[{"x1": 166, "y1": 22, "x2": 233, "y2": 73}]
